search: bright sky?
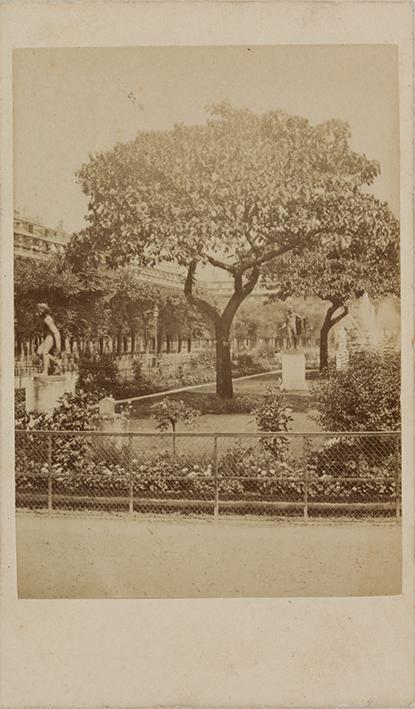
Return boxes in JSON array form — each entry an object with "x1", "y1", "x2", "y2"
[{"x1": 14, "y1": 45, "x2": 399, "y2": 241}]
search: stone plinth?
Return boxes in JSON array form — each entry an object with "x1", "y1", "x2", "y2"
[
  {"x1": 26, "y1": 374, "x2": 76, "y2": 413},
  {"x1": 281, "y1": 353, "x2": 307, "y2": 391},
  {"x1": 335, "y1": 325, "x2": 349, "y2": 370},
  {"x1": 97, "y1": 409, "x2": 129, "y2": 448},
  {"x1": 99, "y1": 397, "x2": 116, "y2": 417}
]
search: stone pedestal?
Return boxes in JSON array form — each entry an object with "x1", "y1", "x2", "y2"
[
  {"x1": 97, "y1": 397, "x2": 129, "y2": 447},
  {"x1": 26, "y1": 374, "x2": 76, "y2": 413},
  {"x1": 99, "y1": 397, "x2": 116, "y2": 417},
  {"x1": 335, "y1": 325, "x2": 349, "y2": 370},
  {"x1": 281, "y1": 353, "x2": 307, "y2": 391}
]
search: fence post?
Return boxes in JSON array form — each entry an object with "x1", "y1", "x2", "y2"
[
  {"x1": 395, "y1": 436, "x2": 401, "y2": 521},
  {"x1": 128, "y1": 433, "x2": 134, "y2": 516},
  {"x1": 47, "y1": 433, "x2": 53, "y2": 511},
  {"x1": 213, "y1": 435, "x2": 219, "y2": 520},
  {"x1": 303, "y1": 436, "x2": 309, "y2": 521},
  {"x1": 129, "y1": 476, "x2": 134, "y2": 516}
]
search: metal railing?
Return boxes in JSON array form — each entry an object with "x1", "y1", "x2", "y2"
[{"x1": 15, "y1": 430, "x2": 401, "y2": 521}]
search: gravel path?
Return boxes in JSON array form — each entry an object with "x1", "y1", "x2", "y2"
[{"x1": 16, "y1": 512, "x2": 401, "y2": 598}]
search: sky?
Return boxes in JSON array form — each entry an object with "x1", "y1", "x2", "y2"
[{"x1": 14, "y1": 45, "x2": 399, "y2": 247}]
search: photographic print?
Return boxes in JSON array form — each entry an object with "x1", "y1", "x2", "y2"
[{"x1": 13, "y1": 44, "x2": 401, "y2": 599}]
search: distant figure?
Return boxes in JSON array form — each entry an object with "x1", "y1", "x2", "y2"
[
  {"x1": 36, "y1": 303, "x2": 61, "y2": 375},
  {"x1": 283, "y1": 308, "x2": 303, "y2": 350}
]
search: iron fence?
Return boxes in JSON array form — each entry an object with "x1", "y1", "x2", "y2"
[{"x1": 15, "y1": 430, "x2": 401, "y2": 521}]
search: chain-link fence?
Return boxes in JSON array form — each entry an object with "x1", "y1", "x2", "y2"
[{"x1": 15, "y1": 430, "x2": 401, "y2": 521}]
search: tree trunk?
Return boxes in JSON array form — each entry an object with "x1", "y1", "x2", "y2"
[
  {"x1": 130, "y1": 330, "x2": 136, "y2": 355},
  {"x1": 319, "y1": 302, "x2": 348, "y2": 372},
  {"x1": 184, "y1": 259, "x2": 260, "y2": 399},
  {"x1": 319, "y1": 318, "x2": 330, "y2": 371},
  {"x1": 187, "y1": 337, "x2": 192, "y2": 353},
  {"x1": 178, "y1": 335, "x2": 182, "y2": 353},
  {"x1": 116, "y1": 331, "x2": 122, "y2": 356},
  {"x1": 215, "y1": 322, "x2": 233, "y2": 398}
]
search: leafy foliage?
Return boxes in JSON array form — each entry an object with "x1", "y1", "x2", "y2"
[
  {"x1": 15, "y1": 390, "x2": 100, "y2": 475},
  {"x1": 16, "y1": 444, "x2": 397, "y2": 508},
  {"x1": 14, "y1": 255, "x2": 108, "y2": 342},
  {"x1": 77, "y1": 353, "x2": 120, "y2": 398},
  {"x1": 73, "y1": 103, "x2": 381, "y2": 270},
  {"x1": 151, "y1": 398, "x2": 200, "y2": 433},
  {"x1": 16, "y1": 390, "x2": 100, "y2": 431},
  {"x1": 251, "y1": 387, "x2": 293, "y2": 459},
  {"x1": 313, "y1": 350, "x2": 400, "y2": 431},
  {"x1": 262, "y1": 194, "x2": 399, "y2": 368},
  {"x1": 70, "y1": 103, "x2": 391, "y2": 397},
  {"x1": 263, "y1": 197, "x2": 399, "y2": 304},
  {"x1": 232, "y1": 350, "x2": 275, "y2": 377}
]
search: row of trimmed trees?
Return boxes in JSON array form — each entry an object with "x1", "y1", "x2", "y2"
[{"x1": 14, "y1": 256, "x2": 210, "y2": 358}]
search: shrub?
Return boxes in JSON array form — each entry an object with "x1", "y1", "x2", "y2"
[
  {"x1": 16, "y1": 389, "x2": 100, "y2": 431},
  {"x1": 151, "y1": 398, "x2": 201, "y2": 433},
  {"x1": 251, "y1": 387, "x2": 293, "y2": 459},
  {"x1": 313, "y1": 350, "x2": 400, "y2": 432},
  {"x1": 112, "y1": 380, "x2": 153, "y2": 400},
  {"x1": 232, "y1": 350, "x2": 275, "y2": 378},
  {"x1": 15, "y1": 390, "x2": 101, "y2": 478},
  {"x1": 143, "y1": 392, "x2": 261, "y2": 415},
  {"x1": 196, "y1": 393, "x2": 261, "y2": 415},
  {"x1": 188, "y1": 350, "x2": 216, "y2": 371},
  {"x1": 77, "y1": 353, "x2": 120, "y2": 398}
]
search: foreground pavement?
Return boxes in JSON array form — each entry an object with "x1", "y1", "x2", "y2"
[{"x1": 16, "y1": 511, "x2": 402, "y2": 598}]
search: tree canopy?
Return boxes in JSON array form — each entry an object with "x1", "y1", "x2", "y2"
[
  {"x1": 262, "y1": 197, "x2": 399, "y2": 368},
  {"x1": 14, "y1": 255, "x2": 107, "y2": 342},
  {"x1": 70, "y1": 103, "x2": 395, "y2": 396},
  {"x1": 72, "y1": 103, "x2": 382, "y2": 271}
]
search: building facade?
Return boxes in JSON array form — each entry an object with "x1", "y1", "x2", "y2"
[{"x1": 14, "y1": 208, "x2": 69, "y2": 260}]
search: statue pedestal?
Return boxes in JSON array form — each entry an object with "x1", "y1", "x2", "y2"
[
  {"x1": 335, "y1": 325, "x2": 349, "y2": 370},
  {"x1": 26, "y1": 374, "x2": 76, "y2": 413},
  {"x1": 97, "y1": 397, "x2": 129, "y2": 447},
  {"x1": 281, "y1": 353, "x2": 307, "y2": 391}
]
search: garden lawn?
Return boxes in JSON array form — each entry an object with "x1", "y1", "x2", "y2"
[
  {"x1": 125, "y1": 372, "x2": 319, "y2": 454},
  {"x1": 124, "y1": 410, "x2": 319, "y2": 457},
  {"x1": 16, "y1": 512, "x2": 402, "y2": 598}
]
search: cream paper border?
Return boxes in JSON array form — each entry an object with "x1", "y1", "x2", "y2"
[{"x1": 0, "y1": 2, "x2": 414, "y2": 708}]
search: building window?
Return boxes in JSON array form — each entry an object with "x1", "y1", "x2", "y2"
[{"x1": 27, "y1": 224, "x2": 34, "y2": 234}]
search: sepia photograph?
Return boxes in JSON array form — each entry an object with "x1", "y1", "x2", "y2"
[{"x1": 13, "y1": 44, "x2": 402, "y2": 599}]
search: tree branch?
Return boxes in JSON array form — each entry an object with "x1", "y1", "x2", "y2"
[
  {"x1": 330, "y1": 304, "x2": 349, "y2": 327},
  {"x1": 240, "y1": 231, "x2": 318, "y2": 273},
  {"x1": 221, "y1": 267, "x2": 260, "y2": 328},
  {"x1": 184, "y1": 260, "x2": 221, "y2": 324},
  {"x1": 242, "y1": 266, "x2": 260, "y2": 298},
  {"x1": 204, "y1": 253, "x2": 235, "y2": 273}
]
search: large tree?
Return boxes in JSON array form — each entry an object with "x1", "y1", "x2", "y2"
[
  {"x1": 70, "y1": 102, "x2": 387, "y2": 397},
  {"x1": 263, "y1": 197, "x2": 400, "y2": 370}
]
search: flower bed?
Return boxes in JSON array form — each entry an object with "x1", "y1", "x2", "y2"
[{"x1": 15, "y1": 443, "x2": 398, "y2": 508}]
